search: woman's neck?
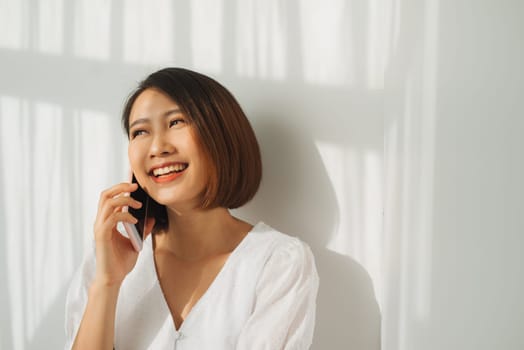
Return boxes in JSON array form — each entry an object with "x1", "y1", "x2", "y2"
[{"x1": 153, "y1": 206, "x2": 252, "y2": 262}]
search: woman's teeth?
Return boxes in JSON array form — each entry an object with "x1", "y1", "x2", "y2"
[{"x1": 152, "y1": 164, "x2": 188, "y2": 176}]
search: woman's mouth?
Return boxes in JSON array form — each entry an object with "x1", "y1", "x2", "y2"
[{"x1": 150, "y1": 163, "x2": 188, "y2": 183}]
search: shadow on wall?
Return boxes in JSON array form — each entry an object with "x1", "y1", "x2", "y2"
[{"x1": 235, "y1": 107, "x2": 381, "y2": 349}]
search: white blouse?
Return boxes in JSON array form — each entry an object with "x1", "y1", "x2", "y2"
[{"x1": 64, "y1": 222, "x2": 319, "y2": 349}]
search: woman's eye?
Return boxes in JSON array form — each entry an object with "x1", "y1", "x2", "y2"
[
  {"x1": 131, "y1": 129, "x2": 147, "y2": 138},
  {"x1": 169, "y1": 118, "x2": 185, "y2": 127}
]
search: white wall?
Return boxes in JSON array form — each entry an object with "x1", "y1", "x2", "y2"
[
  {"x1": 0, "y1": 1, "x2": 522, "y2": 350},
  {"x1": 384, "y1": 1, "x2": 524, "y2": 349}
]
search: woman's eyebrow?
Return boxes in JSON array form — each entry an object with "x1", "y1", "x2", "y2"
[
  {"x1": 129, "y1": 118, "x2": 149, "y2": 129},
  {"x1": 163, "y1": 108, "x2": 182, "y2": 117},
  {"x1": 129, "y1": 108, "x2": 182, "y2": 129}
]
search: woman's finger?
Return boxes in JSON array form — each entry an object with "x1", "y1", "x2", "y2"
[
  {"x1": 96, "y1": 182, "x2": 138, "y2": 215},
  {"x1": 98, "y1": 195, "x2": 142, "y2": 223},
  {"x1": 95, "y1": 211, "x2": 138, "y2": 241}
]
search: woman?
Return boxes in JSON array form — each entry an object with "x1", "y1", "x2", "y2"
[{"x1": 65, "y1": 68, "x2": 319, "y2": 349}]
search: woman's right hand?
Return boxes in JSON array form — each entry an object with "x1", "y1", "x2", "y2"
[{"x1": 92, "y1": 182, "x2": 149, "y2": 288}]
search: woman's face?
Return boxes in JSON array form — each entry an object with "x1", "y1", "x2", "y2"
[{"x1": 127, "y1": 88, "x2": 209, "y2": 210}]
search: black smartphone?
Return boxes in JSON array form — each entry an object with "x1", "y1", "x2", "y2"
[{"x1": 123, "y1": 174, "x2": 149, "y2": 251}]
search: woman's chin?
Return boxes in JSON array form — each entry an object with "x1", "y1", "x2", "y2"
[{"x1": 159, "y1": 198, "x2": 201, "y2": 212}]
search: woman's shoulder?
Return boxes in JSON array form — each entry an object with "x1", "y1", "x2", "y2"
[
  {"x1": 247, "y1": 222, "x2": 316, "y2": 269},
  {"x1": 246, "y1": 222, "x2": 319, "y2": 302},
  {"x1": 249, "y1": 221, "x2": 306, "y2": 243}
]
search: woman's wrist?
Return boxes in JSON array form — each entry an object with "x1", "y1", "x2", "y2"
[{"x1": 90, "y1": 278, "x2": 122, "y2": 297}]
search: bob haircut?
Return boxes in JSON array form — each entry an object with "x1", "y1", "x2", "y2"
[{"x1": 122, "y1": 68, "x2": 262, "y2": 230}]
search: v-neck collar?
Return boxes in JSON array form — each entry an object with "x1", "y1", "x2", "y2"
[{"x1": 146, "y1": 222, "x2": 260, "y2": 333}]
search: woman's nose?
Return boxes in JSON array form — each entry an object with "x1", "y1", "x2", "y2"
[{"x1": 149, "y1": 132, "x2": 175, "y2": 157}]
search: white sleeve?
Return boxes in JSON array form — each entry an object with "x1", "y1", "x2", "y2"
[
  {"x1": 236, "y1": 238, "x2": 320, "y2": 350},
  {"x1": 64, "y1": 245, "x2": 96, "y2": 350}
]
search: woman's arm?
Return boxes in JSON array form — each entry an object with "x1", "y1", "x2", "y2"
[
  {"x1": 68, "y1": 182, "x2": 153, "y2": 350},
  {"x1": 72, "y1": 281, "x2": 120, "y2": 349}
]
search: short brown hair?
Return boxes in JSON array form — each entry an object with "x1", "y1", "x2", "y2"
[{"x1": 122, "y1": 68, "x2": 262, "y2": 221}]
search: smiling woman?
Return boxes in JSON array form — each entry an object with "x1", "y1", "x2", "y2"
[
  {"x1": 121, "y1": 68, "x2": 263, "y2": 232},
  {"x1": 64, "y1": 68, "x2": 319, "y2": 350}
]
